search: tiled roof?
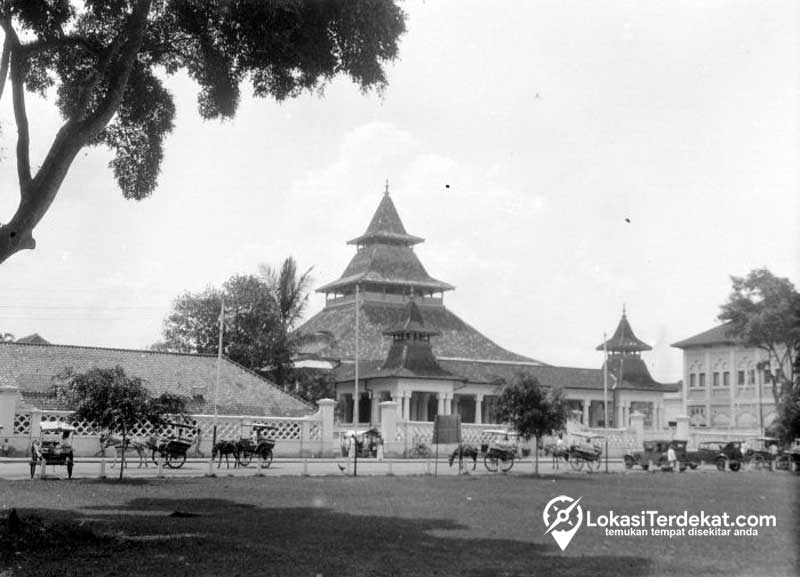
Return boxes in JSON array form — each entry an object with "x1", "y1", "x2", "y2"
[
  {"x1": 671, "y1": 323, "x2": 739, "y2": 348},
  {"x1": 597, "y1": 313, "x2": 651, "y2": 352},
  {"x1": 347, "y1": 194, "x2": 424, "y2": 246},
  {"x1": 0, "y1": 342, "x2": 313, "y2": 416},
  {"x1": 296, "y1": 299, "x2": 541, "y2": 364},
  {"x1": 15, "y1": 333, "x2": 51, "y2": 345},
  {"x1": 334, "y1": 358, "x2": 678, "y2": 393},
  {"x1": 316, "y1": 243, "x2": 454, "y2": 294}
]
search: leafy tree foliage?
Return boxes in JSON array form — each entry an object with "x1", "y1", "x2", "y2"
[
  {"x1": 495, "y1": 373, "x2": 568, "y2": 475},
  {"x1": 54, "y1": 365, "x2": 187, "y2": 479},
  {"x1": 158, "y1": 257, "x2": 313, "y2": 391},
  {"x1": 0, "y1": 332, "x2": 13, "y2": 342},
  {"x1": 719, "y1": 268, "x2": 800, "y2": 443},
  {"x1": 0, "y1": 0, "x2": 406, "y2": 263}
]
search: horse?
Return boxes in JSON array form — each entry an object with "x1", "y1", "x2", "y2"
[
  {"x1": 544, "y1": 442, "x2": 570, "y2": 469},
  {"x1": 448, "y1": 444, "x2": 479, "y2": 471},
  {"x1": 99, "y1": 433, "x2": 149, "y2": 469},
  {"x1": 212, "y1": 440, "x2": 240, "y2": 468}
]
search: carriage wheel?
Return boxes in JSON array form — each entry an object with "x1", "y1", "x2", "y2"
[
  {"x1": 729, "y1": 460, "x2": 741, "y2": 472},
  {"x1": 586, "y1": 458, "x2": 601, "y2": 472},
  {"x1": 260, "y1": 449, "x2": 273, "y2": 469},
  {"x1": 569, "y1": 455, "x2": 584, "y2": 471},
  {"x1": 166, "y1": 452, "x2": 186, "y2": 469},
  {"x1": 238, "y1": 450, "x2": 253, "y2": 467},
  {"x1": 484, "y1": 453, "x2": 499, "y2": 472},
  {"x1": 623, "y1": 456, "x2": 635, "y2": 469},
  {"x1": 499, "y1": 454, "x2": 515, "y2": 473}
]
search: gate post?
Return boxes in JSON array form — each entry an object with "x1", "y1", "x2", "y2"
[{"x1": 316, "y1": 399, "x2": 336, "y2": 457}]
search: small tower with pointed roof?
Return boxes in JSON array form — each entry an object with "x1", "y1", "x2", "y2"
[
  {"x1": 597, "y1": 307, "x2": 659, "y2": 389},
  {"x1": 380, "y1": 300, "x2": 452, "y2": 378}
]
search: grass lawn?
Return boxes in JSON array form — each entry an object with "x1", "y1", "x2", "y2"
[{"x1": 1, "y1": 471, "x2": 797, "y2": 577}]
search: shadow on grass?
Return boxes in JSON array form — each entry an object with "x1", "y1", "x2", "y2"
[{"x1": 6, "y1": 497, "x2": 652, "y2": 577}]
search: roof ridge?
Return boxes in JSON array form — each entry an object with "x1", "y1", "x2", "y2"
[{"x1": 0, "y1": 341, "x2": 219, "y2": 359}]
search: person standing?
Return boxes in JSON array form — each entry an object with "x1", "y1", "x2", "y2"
[{"x1": 666, "y1": 443, "x2": 677, "y2": 472}]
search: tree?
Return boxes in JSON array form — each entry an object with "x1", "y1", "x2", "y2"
[
  {"x1": 258, "y1": 257, "x2": 313, "y2": 387},
  {"x1": 495, "y1": 373, "x2": 568, "y2": 475},
  {"x1": 158, "y1": 258, "x2": 313, "y2": 390},
  {"x1": 0, "y1": 332, "x2": 13, "y2": 342},
  {"x1": 54, "y1": 365, "x2": 187, "y2": 480},
  {"x1": 719, "y1": 269, "x2": 800, "y2": 399},
  {"x1": 0, "y1": 1, "x2": 406, "y2": 264},
  {"x1": 719, "y1": 268, "x2": 800, "y2": 443}
]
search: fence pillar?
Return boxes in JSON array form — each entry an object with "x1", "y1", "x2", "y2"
[
  {"x1": 675, "y1": 415, "x2": 690, "y2": 442},
  {"x1": 317, "y1": 399, "x2": 336, "y2": 457},
  {"x1": 380, "y1": 401, "x2": 399, "y2": 456},
  {"x1": 0, "y1": 385, "x2": 19, "y2": 436},
  {"x1": 630, "y1": 411, "x2": 645, "y2": 446}
]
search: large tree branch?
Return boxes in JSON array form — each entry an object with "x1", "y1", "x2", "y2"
[
  {"x1": 1, "y1": 21, "x2": 32, "y2": 188},
  {"x1": 0, "y1": 0, "x2": 153, "y2": 264},
  {"x1": 0, "y1": 33, "x2": 10, "y2": 103}
]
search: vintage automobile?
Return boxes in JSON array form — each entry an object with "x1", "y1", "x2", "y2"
[
  {"x1": 688, "y1": 440, "x2": 743, "y2": 471},
  {"x1": 624, "y1": 439, "x2": 692, "y2": 472},
  {"x1": 30, "y1": 421, "x2": 76, "y2": 479}
]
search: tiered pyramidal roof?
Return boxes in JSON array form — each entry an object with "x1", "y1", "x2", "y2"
[
  {"x1": 296, "y1": 189, "x2": 539, "y2": 364},
  {"x1": 317, "y1": 192, "x2": 454, "y2": 296},
  {"x1": 598, "y1": 309, "x2": 666, "y2": 390}
]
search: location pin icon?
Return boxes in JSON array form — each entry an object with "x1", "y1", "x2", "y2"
[{"x1": 543, "y1": 496, "x2": 584, "y2": 551}]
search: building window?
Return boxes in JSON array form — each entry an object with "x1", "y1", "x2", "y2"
[
  {"x1": 712, "y1": 372, "x2": 720, "y2": 387},
  {"x1": 723, "y1": 372, "x2": 730, "y2": 387},
  {"x1": 699, "y1": 373, "x2": 706, "y2": 388},
  {"x1": 748, "y1": 369, "x2": 755, "y2": 385},
  {"x1": 737, "y1": 371, "x2": 745, "y2": 386},
  {"x1": 689, "y1": 373, "x2": 696, "y2": 388}
]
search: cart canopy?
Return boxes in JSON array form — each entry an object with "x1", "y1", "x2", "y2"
[{"x1": 40, "y1": 421, "x2": 76, "y2": 433}]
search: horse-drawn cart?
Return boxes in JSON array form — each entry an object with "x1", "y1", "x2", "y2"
[
  {"x1": 568, "y1": 432, "x2": 604, "y2": 472},
  {"x1": 149, "y1": 422, "x2": 197, "y2": 469},
  {"x1": 481, "y1": 429, "x2": 519, "y2": 473},
  {"x1": 30, "y1": 422, "x2": 75, "y2": 479},
  {"x1": 237, "y1": 423, "x2": 278, "y2": 468}
]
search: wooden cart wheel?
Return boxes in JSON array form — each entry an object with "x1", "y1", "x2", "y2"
[
  {"x1": 260, "y1": 448, "x2": 273, "y2": 469},
  {"x1": 166, "y1": 451, "x2": 186, "y2": 469}
]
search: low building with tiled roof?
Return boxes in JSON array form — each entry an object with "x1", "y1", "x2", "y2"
[
  {"x1": 0, "y1": 341, "x2": 313, "y2": 417},
  {"x1": 671, "y1": 323, "x2": 778, "y2": 431}
]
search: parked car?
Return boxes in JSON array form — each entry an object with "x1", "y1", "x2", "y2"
[
  {"x1": 688, "y1": 440, "x2": 743, "y2": 471},
  {"x1": 624, "y1": 439, "x2": 691, "y2": 472}
]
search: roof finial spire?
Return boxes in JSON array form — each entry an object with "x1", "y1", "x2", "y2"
[
  {"x1": 384, "y1": 178, "x2": 390, "y2": 196},
  {"x1": 622, "y1": 303, "x2": 626, "y2": 317}
]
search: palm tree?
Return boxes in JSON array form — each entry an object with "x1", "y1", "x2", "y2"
[{"x1": 258, "y1": 258, "x2": 313, "y2": 388}]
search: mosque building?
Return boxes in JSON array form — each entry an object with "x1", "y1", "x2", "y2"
[{"x1": 295, "y1": 189, "x2": 678, "y2": 429}]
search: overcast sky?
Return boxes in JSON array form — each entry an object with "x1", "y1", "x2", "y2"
[{"x1": 1, "y1": 1, "x2": 797, "y2": 382}]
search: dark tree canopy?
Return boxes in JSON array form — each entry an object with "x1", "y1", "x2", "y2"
[
  {"x1": 0, "y1": 0, "x2": 406, "y2": 262},
  {"x1": 157, "y1": 258, "x2": 313, "y2": 390},
  {"x1": 495, "y1": 373, "x2": 568, "y2": 475}
]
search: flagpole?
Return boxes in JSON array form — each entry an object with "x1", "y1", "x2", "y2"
[
  {"x1": 603, "y1": 333, "x2": 609, "y2": 473},
  {"x1": 353, "y1": 284, "x2": 360, "y2": 477},
  {"x1": 213, "y1": 295, "x2": 224, "y2": 448}
]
